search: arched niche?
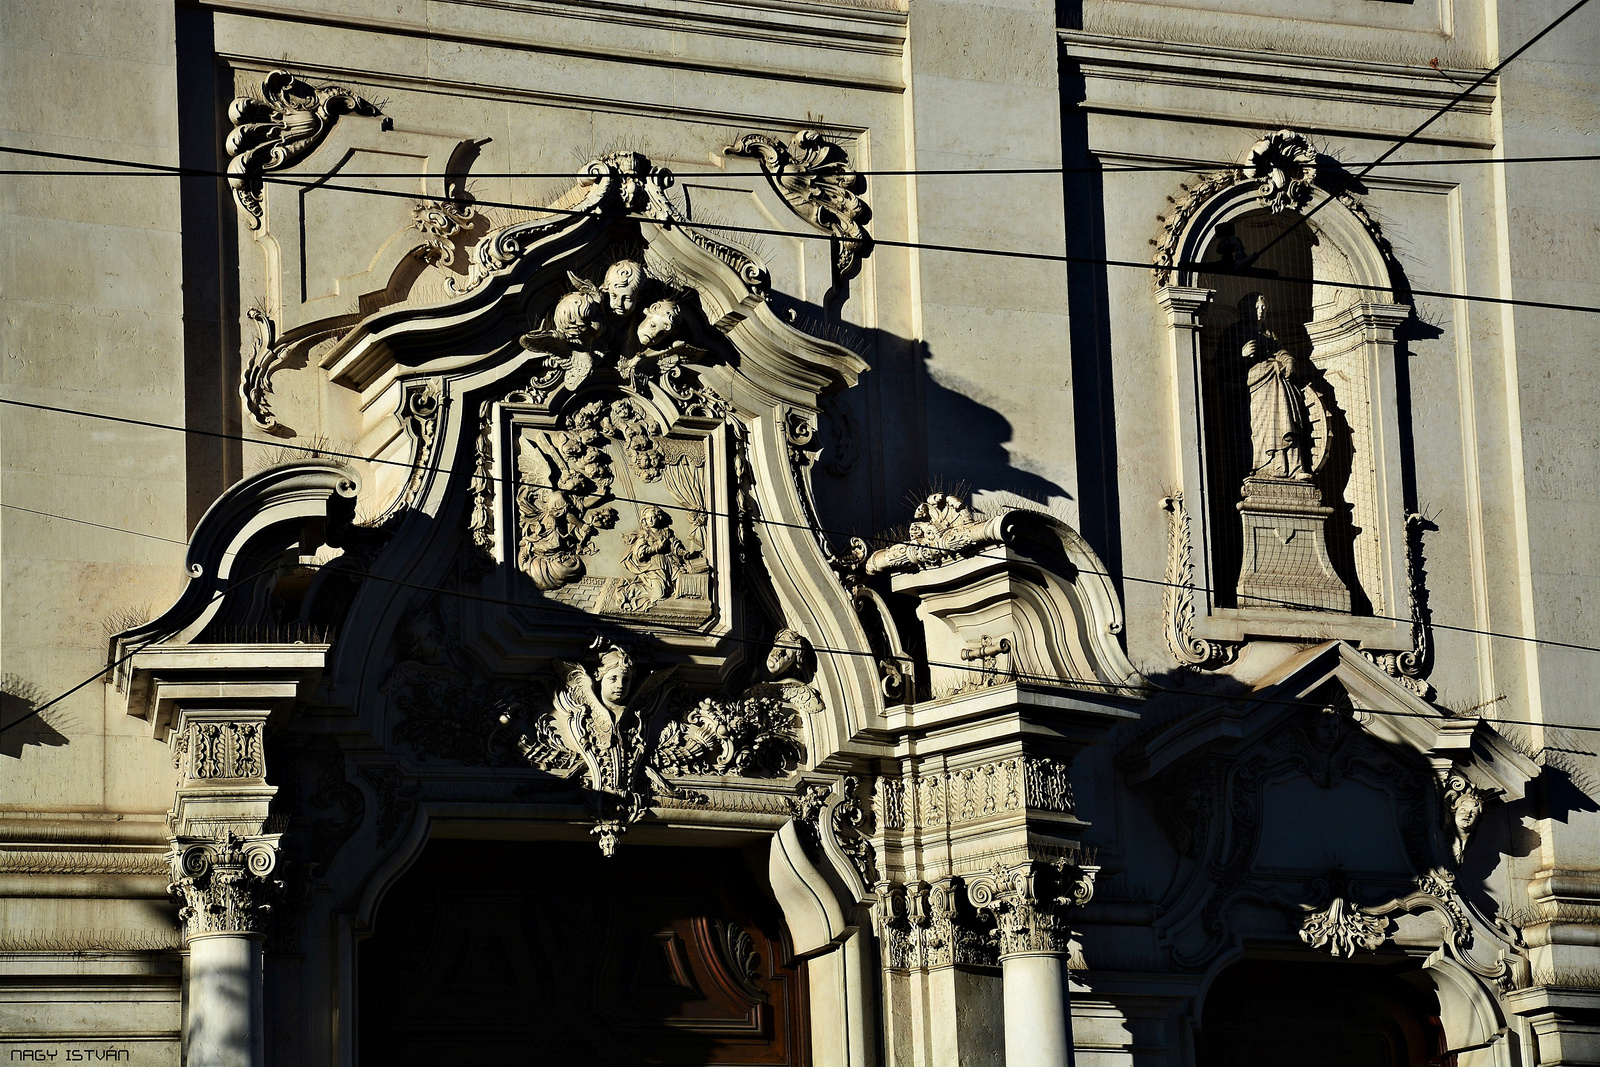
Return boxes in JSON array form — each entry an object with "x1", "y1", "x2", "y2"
[{"x1": 1155, "y1": 165, "x2": 1414, "y2": 662}]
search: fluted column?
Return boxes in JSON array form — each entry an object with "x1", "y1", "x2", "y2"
[
  {"x1": 968, "y1": 860, "x2": 1097, "y2": 1067},
  {"x1": 166, "y1": 706, "x2": 282, "y2": 1067}
]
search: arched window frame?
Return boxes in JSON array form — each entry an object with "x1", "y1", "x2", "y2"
[{"x1": 1155, "y1": 166, "x2": 1414, "y2": 662}]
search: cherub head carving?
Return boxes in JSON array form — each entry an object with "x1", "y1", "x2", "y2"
[
  {"x1": 766, "y1": 628, "x2": 809, "y2": 680},
  {"x1": 597, "y1": 645, "x2": 636, "y2": 709},
  {"x1": 636, "y1": 299, "x2": 681, "y2": 348},
  {"x1": 552, "y1": 287, "x2": 605, "y2": 346},
  {"x1": 601, "y1": 260, "x2": 645, "y2": 316}
]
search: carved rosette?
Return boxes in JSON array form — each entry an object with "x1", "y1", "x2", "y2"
[
  {"x1": 226, "y1": 70, "x2": 387, "y2": 229},
  {"x1": 966, "y1": 858, "x2": 1097, "y2": 959},
  {"x1": 167, "y1": 832, "x2": 283, "y2": 940},
  {"x1": 725, "y1": 129, "x2": 872, "y2": 280}
]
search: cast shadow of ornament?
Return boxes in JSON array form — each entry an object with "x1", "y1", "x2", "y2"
[{"x1": 0, "y1": 673, "x2": 70, "y2": 759}]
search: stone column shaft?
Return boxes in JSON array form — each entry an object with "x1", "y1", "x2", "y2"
[{"x1": 968, "y1": 860, "x2": 1096, "y2": 1067}]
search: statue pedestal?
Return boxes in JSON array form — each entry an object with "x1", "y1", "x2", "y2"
[{"x1": 1235, "y1": 476, "x2": 1350, "y2": 613}]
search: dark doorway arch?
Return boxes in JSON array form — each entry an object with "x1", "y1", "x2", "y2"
[
  {"x1": 1200, "y1": 958, "x2": 1447, "y2": 1067},
  {"x1": 358, "y1": 839, "x2": 809, "y2": 1065}
]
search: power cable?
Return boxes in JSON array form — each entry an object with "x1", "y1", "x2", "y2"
[
  {"x1": 0, "y1": 563, "x2": 282, "y2": 737},
  {"x1": 5, "y1": 394, "x2": 1594, "y2": 657},
  {"x1": 2, "y1": 144, "x2": 1596, "y2": 315},
  {"x1": 1241, "y1": 0, "x2": 1597, "y2": 269},
  {"x1": 4, "y1": 150, "x2": 1597, "y2": 180},
  {"x1": 4, "y1": 512, "x2": 1593, "y2": 740}
]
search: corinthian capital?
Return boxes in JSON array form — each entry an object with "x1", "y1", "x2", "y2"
[
  {"x1": 965, "y1": 858, "x2": 1097, "y2": 958},
  {"x1": 167, "y1": 832, "x2": 283, "y2": 940}
]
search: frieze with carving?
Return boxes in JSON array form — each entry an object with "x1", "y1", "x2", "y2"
[
  {"x1": 874, "y1": 756, "x2": 1075, "y2": 831},
  {"x1": 876, "y1": 879, "x2": 996, "y2": 971},
  {"x1": 226, "y1": 70, "x2": 387, "y2": 229}
]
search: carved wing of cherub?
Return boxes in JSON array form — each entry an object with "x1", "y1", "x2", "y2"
[
  {"x1": 550, "y1": 660, "x2": 612, "y2": 790},
  {"x1": 518, "y1": 327, "x2": 575, "y2": 392}
]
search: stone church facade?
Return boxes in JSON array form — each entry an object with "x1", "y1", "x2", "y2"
[{"x1": 2, "y1": 1, "x2": 1596, "y2": 1065}]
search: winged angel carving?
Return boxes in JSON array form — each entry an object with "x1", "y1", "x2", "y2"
[{"x1": 503, "y1": 643, "x2": 805, "y2": 855}]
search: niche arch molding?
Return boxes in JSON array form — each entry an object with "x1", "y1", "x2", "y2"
[{"x1": 1153, "y1": 152, "x2": 1416, "y2": 666}]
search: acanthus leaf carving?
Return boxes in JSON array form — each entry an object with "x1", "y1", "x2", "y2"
[
  {"x1": 966, "y1": 856, "x2": 1098, "y2": 958},
  {"x1": 1297, "y1": 868, "x2": 1389, "y2": 957},
  {"x1": 724, "y1": 129, "x2": 872, "y2": 281},
  {"x1": 226, "y1": 70, "x2": 387, "y2": 230},
  {"x1": 1160, "y1": 493, "x2": 1240, "y2": 669},
  {"x1": 358, "y1": 765, "x2": 423, "y2": 849},
  {"x1": 1363, "y1": 512, "x2": 1436, "y2": 698},
  {"x1": 412, "y1": 197, "x2": 478, "y2": 268},
  {"x1": 167, "y1": 831, "x2": 283, "y2": 939}
]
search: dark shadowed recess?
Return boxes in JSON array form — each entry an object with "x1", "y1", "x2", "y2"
[{"x1": 358, "y1": 839, "x2": 808, "y2": 1066}]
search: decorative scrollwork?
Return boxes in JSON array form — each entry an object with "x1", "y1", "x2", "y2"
[
  {"x1": 166, "y1": 831, "x2": 283, "y2": 939},
  {"x1": 725, "y1": 129, "x2": 872, "y2": 281},
  {"x1": 226, "y1": 70, "x2": 387, "y2": 229},
  {"x1": 1160, "y1": 493, "x2": 1240, "y2": 670},
  {"x1": 1247, "y1": 129, "x2": 1320, "y2": 215}
]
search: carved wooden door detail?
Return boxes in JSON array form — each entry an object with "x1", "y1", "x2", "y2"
[{"x1": 359, "y1": 841, "x2": 807, "y2": 1065}]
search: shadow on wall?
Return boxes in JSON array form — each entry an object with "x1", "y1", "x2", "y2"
[{"x1": 0, "y1": 673, "x2": 70, "y2": 759}]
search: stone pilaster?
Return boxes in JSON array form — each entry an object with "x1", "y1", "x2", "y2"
[{"x1": 165, "y1": 704, "x2": 282, "y2": 1067}]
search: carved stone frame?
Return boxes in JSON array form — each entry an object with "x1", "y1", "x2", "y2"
[{"x1": 1157, "y1": 181, "x2": 1413, "y2": 652}]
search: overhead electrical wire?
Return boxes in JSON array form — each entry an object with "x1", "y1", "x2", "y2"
[
  {"x1": 1, "y1": 144, "x2": 1597, "y2": 315},
  {"x1": 3, "y1": 395, "x2": 1597, "y2": 662},
  {"x1": 3, "y1": 509, "x2": 1597, "y2": 745},
  {"x1": 1241, "y1": 0, "x2": 1596, "y2": 267}
]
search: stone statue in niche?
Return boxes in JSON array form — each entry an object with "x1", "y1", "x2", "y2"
[
  {"x1": 1220, "y1": 294, "x2": 1351, "y2": 612},
  {"x1": 1229, "y1": 293, "x2": 1313, "y2": 480}
]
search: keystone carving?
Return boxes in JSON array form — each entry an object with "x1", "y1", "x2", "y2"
[
  {"x1": 725, "y1": 129, "x2": 872, "y2": 281},
  {"x1": 966, "y1": 857, "x2": 1097, "y2": 958},
  {"x1": 498, "y1": 643, "x2": 805, "y2": 855},
  {"x1": 874, "y1": 757, "x2": 1075, "y2": 830},
  {"x1": 167, "y1": 832, "x2": 283, "y2": 939},
  {"x1": 1298, "y1": 869, "x2": 1389, "y2": 957},
  {"x1": 865, "y1": 493, "x2": 1009, "y2": 576},
  {"x1": 1246, "y1": 129, "x2": 1320, "y2": 215},
  {"x1": 226, "y1": 70, "x2": 386, "y2": 229}
]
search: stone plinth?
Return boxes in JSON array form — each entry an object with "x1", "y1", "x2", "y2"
[{"x1": 1235, "y1": 476, "x2": 1350, "y2": 613}]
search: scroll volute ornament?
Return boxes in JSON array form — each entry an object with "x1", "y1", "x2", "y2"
[
  {"x1": 725, "y1": 129, "x2": 872, "y2": 280},
  {"x1": 1246, "y1": 129, "x2": 1320, "y2": 214},
  {"x1": 226, "y1": 70, "x2": 387, "y2": 229},
  {"x1": 965, "y1": 857, "x2": 1097, "y2": 957},
  {"x1": 167, "y1": 831, "x2": 284, "y2": 939}
]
